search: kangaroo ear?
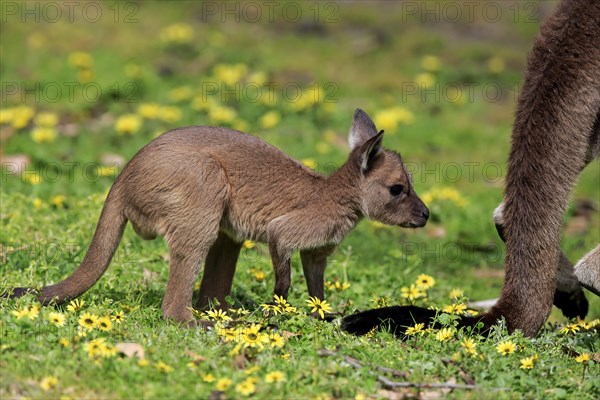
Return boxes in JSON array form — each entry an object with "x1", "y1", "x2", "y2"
[
  {"x1": 359, "y1": 130, "x2": 384, "y2": 172},
  {"x1": 348, "y1": 108, "x2": 379, "y2": 150}
]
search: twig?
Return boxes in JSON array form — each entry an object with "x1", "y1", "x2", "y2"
[{"x1": 377, "y1": 376, "x2": 477, "y2": 390}]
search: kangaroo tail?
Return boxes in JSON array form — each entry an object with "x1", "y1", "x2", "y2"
[{"x1": 7, "y1": 187, "x2": 127, "y2": 305}]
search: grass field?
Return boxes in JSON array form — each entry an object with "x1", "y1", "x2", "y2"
[{"x1": 1, "y1": 1, "x2": 598, "y2": 399}]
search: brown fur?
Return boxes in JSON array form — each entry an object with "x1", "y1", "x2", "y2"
[
  {"x1": 343, "y1": 0, "x2": 599, "y2": 338},
  {"x1": 7, "y1": 109, "x2": 429, "y2": 324}
]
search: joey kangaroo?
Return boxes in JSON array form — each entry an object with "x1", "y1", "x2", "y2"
[
  {"x1": 6, "y1": 109, "x2": 429, "y2": 324},
  {"x1": 342, "y1": 0, "x2": 599, "y2": 337}
]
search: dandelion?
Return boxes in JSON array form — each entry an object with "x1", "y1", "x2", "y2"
[
  {"x1": 575, "y1": 353, "x2": 590, "y2": 364},
  {"x1": 33, "y1": 198, "x2": 43, "y2": 209},
  {"x1": 138, "y1": 358, "x2": 149, "y2": 367},
  {"x1": 48, "y1": 312, "x2": 66, "y2": 327},
  {"x1": 281, "y1": 352, "x2": 291, "y2": 360},
  {"x1": 435, "y1": 327, "x2": 455, "y2": 342},
  {"x1": 405, "y1": 323, "x2": 425, "y2": 336},
  {"x1": 160, "y1": 23, "x2": 194, "y2": 44},
  {"x1": 214, "y1": 63, "x2": 247, "y2": 86},
  {"x1": 243, "y1": 240, "x2": 256, "y2": 249},
  {"x1": 155, "y1": 361, "x2": 174, "y2": 373},
  {"x1": 373, "y1": 107, "x2": 414, "y2": 133},
  {"x1": 51, "y1": 195, "x2": 66, "y2": 208},
  {"x1": 11, "y1": 308, "x2": 28, "y2": 320},
  {"x1": 24, "y1": 172, "x2": 42, "y2": 185},
  {"x1": 31, "y1": 127, "x2": 57, "y2": 143},
  {"x1": 209, "y1": 106, "x2": 236, "y2": 124},
  {"x1": 520, "y1": 356, "x2": 536, "y2": 370},
  {"x1": 448, "y1": 289, "x2": 464, "y2": 300},
  {"x1": 488, "y1": 56, "x2": 506, "y2": 74},
  {"x1": 442, "y1": 303, "x2": 467, "y2": 315},
  {"x1": 400, "y1": 284, "x2": 425, "y2": 301},
  {"x1": 496, "y1": 341, "x2": 516, "y2": 356},
  {"x1": 78, "y1": 312, "x2": 98, "y2": 330},
  {"x1": 327, "y1": 281, "x2": 350, "y2": 291},
  {"x1": 302, "y1": 158, "x2": 317, "y2": 170},
  {"x1": 233, "y1": 119, "x2": 249, "y2": 132},
  {"x1": 216, "y1": 378, "x2": 232, "y2": 391},
  {"x1": 306, "y1": 297, "x2": 332, "y2": 319},
  {"x1": 260, "y1": 111, "x2": 280, "y2": 129},
  {"x1": 34, "y1": 112, "x2": 59, "y2": 127},
  {"x1": 254, "y1": 271, "x2": 266, "y2": 282},
  {"x1": 316, "y1": 142, "x2": 331, "y2": 155},
  {"x1": 235, "y1": 378, "x2": 256, "y2": 396},
  {"x1": 97, "y1": 165, "x2": 118, "y2": 178},
  {"x1": 97, "y1": 316, "x2": 112, "y2": 331},
  {"x1": 115, "y1": 114, "x2": 142, "y2": 135},
  {"x1": 415, "y1": 72, "x2": 435, "y2": 89},
  {"x1": 111, "y1": 310, "x2": 125, "y2": 323},
  {"x1": 370, "y1": 294, "x2": 391, "y2": 308},
  {"x1": 560, "y1": 323, "x2": 580, "y2": 335},
  {"x1": 26, "y1": 305, "x2": 40, "y2": 320},
  {"x1": 461, "y1": 338, "x2": 477, "y2": 355},
  {"x1": 83, "y1": 338, "x2": 106, "y2": 358},
  {"x1": 98, "y1": 343, "x2": 117, "y2": 358},
  {"x1": 68, "y1": 52, "x2": 93, "y2": 69},
  {"x1": 265, "y1": 371, "x2": 286, "y2": 383},
  {"x1": 415, "y1": 274, "x2": 435, "y2": 289},
  {"x1": 247, "y1": 71, "x2": 267, "y2": 85},
  {"x1": 59, "y1": 338, "x2": 70, "y2": 347},
  {"x1": 168, "y1": 86, "x2": 193, "y2": 102},
  {"x1": 421, "y1": 55, "x2": 441, "y2": 72},
  {"x1": 11, "y1": 106, "x2": 35, "y2": 129},
  {"x1": 39, "y1": 376, "x2": 58, "y2": 391},
  {"x1": 203, "y1": 373, "x2": 216, "y2": 383},
  {"x1": 206, "y1": 309, "x2": 232, "y2": 322},
  {"x1": 67, "y1": 299, "x2": 85, "y2": 312},
  {"x1": 125, "y1": 63, "x2": 142, "y2": 79},
  {"x1": 137, "y1": 103, "x2": 161, "y2": 119}
]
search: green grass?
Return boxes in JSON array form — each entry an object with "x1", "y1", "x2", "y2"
[{"x1": 1, "y1": 1, "x2": 599, "y2": 399}]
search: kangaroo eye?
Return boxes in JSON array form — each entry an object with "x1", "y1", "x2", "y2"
[{"x1": 389, "y1": 184, "x2": 404, "y2": 196}]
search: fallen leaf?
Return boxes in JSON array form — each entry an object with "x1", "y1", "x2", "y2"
[{"x1": 115, "y1": 342, "x2": 144, "y2": 359}]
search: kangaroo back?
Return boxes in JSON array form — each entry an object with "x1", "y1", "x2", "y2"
[{"x1": 8, "y1": 186, "x2": 127, "y2": 304}]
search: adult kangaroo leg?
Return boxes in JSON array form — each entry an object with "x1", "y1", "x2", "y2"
[{"x1": 196, "y1": 232, "x2": 242, "y2": 310}]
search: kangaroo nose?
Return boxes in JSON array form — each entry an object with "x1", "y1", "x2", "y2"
[{"x1": 421, "y1": 207, "x2": 430, "y2": 220}]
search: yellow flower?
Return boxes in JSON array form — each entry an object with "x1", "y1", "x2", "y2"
[
  {"x1": 559, "y1": 323, "x2": 580, "y2": 335},
  {"x1": 265, "y1": 371, "x2": 286, "y2": 383},
  {"x1": 155, "y1": 361, "x2": 174, "y2": 373},
  {"x1": 66, "y1": 299, "x2": 84, "y2": 312},
  {"x1": 269, "y1": 333, "x2": 285, "y2": 348},
  {"x1": 97, "y1": 165, "x2": 118, "y2": 178},
  {"x1": 31, "y1": 127, "x2": 57, "y2": 143},
  {"x1": 48, "y1": 312, "x2": 66, "y2": 327},
  {"x1": 115, "y1": 114, "x2": 142, "y2": 135},
  {"x1": 137, "y1": 103, "x2": 161, "y2": 119},
  {"x1": 233, "y1": 119, "x2": 249, "y2": 132},
  {"x1": 243, "y1": 240, "x2": 256, "y2": 249},
  {"x1": 32, "y1": 198, "x2": 43, "y2": 209},
  {"x1": 138, "y1": 358, "x2": 149, "y2": 367},
  {"x1": 421, "y1": 55, "x2": 441, "y2": 72},
  {"x1": 216, "y1": 378, "x2": 232, "y2": 391},
  {"x1": 39, "y1": 376, "x2": 58, "y2": 391},
  {"x1": 575, "y1": 353, "x2": 590, "y2": 363},
  {"x1": 488, "y1": 56, "x2": 506, "y2": 74},
  {"x1": 83, "y1": 338, "x2": 106, "y2": 358},
  {"x1": 11, "y1": 308, "x2": 28, "y2": 320},
  {"x1": 51, "y1": 195, "x2": 66, "y2": 208},
  {"x1": 415, "y1": 274, "x2": 435, "y2": 289},
  {"x1": 59, "y1": 338, "x2": 70, "y2": 347},
  {"x1": 315, "y1": 142, "x2": 331, "y2": 155},
  {"x1": 125, "y1": 63, "x2": 143, "y2": 79},
  {"x1": 214, "y1": 63, "x2": 248, "y2": 86},
  {"x1": 520, "y1": 356, "x2": 536, "y2": 370},
  {"x1": 23, "y1": 172, "x2": 42, "y2": 185},
  {"x1": 461, "y1": 338, "x2": 477, "y2": 355},
  {"x1": 235, "y1": 378, "x2": 256, "y2": 396},
  {"x1": 110, "y1": 311, "x2": 125, "y2": 324},
  {"x1": 306, "y1": 296, "x2": 332, "y2": 319},
  {"x1": 435, "y1": 327, "x2": 455, "y2": 342},
  {"x1": 78, "y1": 69, "x2": 94, "y2": 82},
  {"x1": 448, "y1": 289, "x2": 464, "y2": 300},
  {"x1": 209, "y1": 106, "x2": 236, "y2": 124},
  {"x1": 400, "y1": 284, "x2": 425, "y2": 301},
  {"x1": 34, "y1": 112, "x2": 59, "y2": 127},
  {"x1": 370, "y1": 294, "x2": 391, "y2": 308},
  {"x1": 97, "y1": 316, "x2": 112, "y2": 331},
  {"x1": 11, "y1": 106, "x2": 35, "y2": 129},
  {"x1": 260, "y1": 111, "x2": 280, "y2": 129},
  {"x1": 302, "y1": 158, "x2": 317, "y2": 170},
  {"x1": 78, "y1": 312, "x2": 98, "y2": 330},
  {"x1": 168, "y1": 86, "x2": 193, "y2": 102},
  {"x1": 405, "y1": 323, "x2": 425, "y2": 336},
  {"x1": 254, "y1": 271, "x2": 266, "y2": 282},
  {"x1": 26, "y1": 305, "x2": 40, "y2": 320},
  {"x1": 274, "y1": 294, "x2": 296, "y2": 313},
  {"x1": 203, "y1": 373, "x2": 216, "y2": 383},
  {"x1": 241, "y1": 324, "x2": 269, "y2": 348},
  {"x1": 247, "y1": 71, "x2": 267, "y2": 85},
  {"x1": 68, "y1": 52, "x2": 93, "y2": 69},
  {"x1": 99, "y1": 343, "x2": 117, "y2": 358},
  {"x1": 327, "y1": 281, "x2": 350, "y2": 291},
  {"x1": 206, "y1": 309, "x2": 232, "y2": 322},
  {"x1": 160, "y1": 23, "x2": 194, "y2": 44},
  {"x1": 373, "y1": 107, "x2": 414, "y2": 133},
  {"x1": 496, "y1": 341, "x2": 516, "y2": 356},
  {"x1": 442, "y1": 303, "x2": 467, "y2": 315},
  {"x1": 415, "y1": 72, "x2": 435, "y2": 89}
]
